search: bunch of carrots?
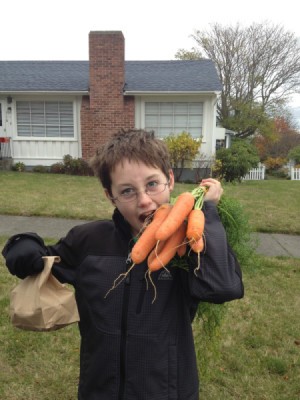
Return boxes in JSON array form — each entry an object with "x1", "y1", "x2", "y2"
[
  {"x1": 132, "y1": 186, "x2": 207, "y2": 271},
  {"x1": 105, "y1": 186, "x2": 208, "y2": 301}
]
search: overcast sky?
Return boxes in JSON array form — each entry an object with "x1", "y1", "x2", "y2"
[{"x1": 1, "y1": 0, "x2": 300, "y2": 109}]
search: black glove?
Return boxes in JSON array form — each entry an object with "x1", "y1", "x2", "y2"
[{"x1": 2, "y1": 233, "x2": 48, "y2": 279}]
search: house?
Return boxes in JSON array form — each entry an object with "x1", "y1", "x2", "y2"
[{"x1": 0, "y1": 31, "x2": 225, "y2": 170}]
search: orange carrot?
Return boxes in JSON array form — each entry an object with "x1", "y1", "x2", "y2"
[
  {"x1": 131, "y1": 204, "x2": 172, "y2": 264},
  {"x1": 155, "y1": 192, "x2": 195, "y2": 242},
  {"x1": 190, "y1": 236, "x2": 204, "y2": 253},
  {"x1": 148, "y1": 222, "x2": 187, "y2": 271},
  {"x1": 186, "y1": 209, "x2": 205, "y2": 241}
]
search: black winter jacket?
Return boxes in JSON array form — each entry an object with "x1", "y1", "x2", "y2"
[{"x1": 2, "y1": 201, "x2": 244, "y2": 400}]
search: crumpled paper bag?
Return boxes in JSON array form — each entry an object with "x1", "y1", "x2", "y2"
[{"x1": 10, "y1": 256, "x2": 79, "y2": 331}]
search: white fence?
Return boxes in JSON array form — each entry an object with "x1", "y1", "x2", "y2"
[
  {"x1": 243, "y1": 165, "x2": 300, "y2": 181},
  {"x1": 291, "y1": 167, "x2": 300, "y2": 180},
  {"x1": 243, "y1": 164, "x2": 265, "y2": 180}
]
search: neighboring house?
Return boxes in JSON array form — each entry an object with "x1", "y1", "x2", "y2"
[{"x1": 0, "y1": 31, "x2": 225, "y2": 168}]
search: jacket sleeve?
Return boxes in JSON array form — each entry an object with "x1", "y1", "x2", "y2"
[
  {"x1": 2, "y1": 230, "x2": 78, "y2": 284},
  {"x1": 188, "y1": 201, "x2": 244, "y2": 304}
]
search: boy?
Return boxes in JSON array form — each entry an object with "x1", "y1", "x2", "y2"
[{"x1": 2, "y1": 129, "x2": 244, "y2": 400}]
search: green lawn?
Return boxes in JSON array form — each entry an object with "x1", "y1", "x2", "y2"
[
  {"x1": 0, "y1": 171, "x2": 300, "y2": 234},
  {"x1": 199, "y1": 256, "x2": 300, "y2": 399}
]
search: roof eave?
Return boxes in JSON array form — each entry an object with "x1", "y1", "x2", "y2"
[
  {"x1": 0, "y1": 90, "x2": 89, "y2": 95},
  {"x1": 123, "y1": 90, "x2": 221, "y2": 96}
]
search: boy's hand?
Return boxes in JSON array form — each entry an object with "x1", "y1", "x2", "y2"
[
  {"x1": 2, "y1": 234, "x2": 47, "y2": 279},
  {"x1": 200, "y1": 178, "x2": 223, "y2": 205}
]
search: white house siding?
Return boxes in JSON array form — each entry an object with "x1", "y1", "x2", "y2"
[
  {"x1": 12, "y1": 139, "x2": 80, "y2": 166},
  {"x1": 1, "y1": 95, "x2": 82, "y2": 166},
  {"x1": 134, "y1": 94, "x2": 222, "y2": 159}
]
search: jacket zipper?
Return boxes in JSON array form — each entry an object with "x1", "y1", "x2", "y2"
[{"x1": 118, "y1": 253, "x2": 131, "y2": 400}]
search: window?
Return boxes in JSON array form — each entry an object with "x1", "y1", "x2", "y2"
[
  {"x1": 145, "y1": 102, "x2": 203, "y2": 139},
  {"x1": 16, "y1": 101, "x2": 74, "y2": 138},
  {"x1": 216, "y1": 139, "x2": 225, "y2": 150}
]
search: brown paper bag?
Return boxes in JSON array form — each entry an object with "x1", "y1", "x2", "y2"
[{"x1": 10, "y1": 256, "x2": 80, "y2": 331}]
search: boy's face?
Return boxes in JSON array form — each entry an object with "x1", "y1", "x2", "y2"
[{"x1": 106, "y1": 159, "x2": 174, "y2": 236}]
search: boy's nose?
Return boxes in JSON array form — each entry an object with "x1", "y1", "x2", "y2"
[{"x1": 136, "y1": 190, "x2": 152, "y2": 205}]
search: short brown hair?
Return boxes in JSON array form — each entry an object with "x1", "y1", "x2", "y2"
[{"x1": 89, "y1": 129, "x2": 172, "y2": 192}]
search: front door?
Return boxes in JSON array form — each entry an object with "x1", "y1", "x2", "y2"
[{"x1": 0, "y1": 100, "x2": 11, "y2": 159}]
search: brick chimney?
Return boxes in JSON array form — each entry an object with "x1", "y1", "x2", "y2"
[{"x1": 81, "y1": 31, "x2": 134, "y2": 159}]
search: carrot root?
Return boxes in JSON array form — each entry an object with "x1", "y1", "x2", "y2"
[
  {"x1": 193, "y1": 251, "x2": 201, "y2": 277},
  {"x1": 147, "y1": 270, "x2": 157, "y2": 304},
  {"x1": 190, "y1": 235, "x2": 206, "y2": 275},
  {"x1": 104, "y1": 263, "x2": 136, "y2": 298}
]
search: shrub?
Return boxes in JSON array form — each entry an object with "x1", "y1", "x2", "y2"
[
  {"x1": 11, "y1": 162, "x2": 26, "y2": 172},
  {"x1": 264, "y1": 156, "x2": 288, "y2": 178},
  {"x1": 214, "y1": 138, "x2": 259, "y2": 182},
  {"x1": 50, "y1": 162, "x2": 65, "y2": 174},
  {"x1": 164, "y1": 132, "x2": 201, "y2": 181},
  {"x1": 50, "y1": 155, "x2": 93, "y2": 176},
  {"x1": 264, "y1": 156, "x2": 286, "y2": 171},
  {"x1": 268, "y1": 168, "x2": 289, "y2": 179},
  {"x1": 32, "y1": 165, "x2": 49, "y2": 173},
  {"x1": 62, "y1": 155, "x2": 93, "y2": 176},
  {"x1": 288, "y1": 145, "x2": 300, "y2": 164},
  {"x1": 75, "y1": 159, "x2": 94, "y2": 176}
]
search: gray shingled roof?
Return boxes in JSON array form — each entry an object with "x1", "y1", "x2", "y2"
[
  {"x1": 125, "y1": 60, "x2": 222, "y2": 92},
  {"x1": 0, "y1": 61, "x2": 89, "y2": 92},
  {"x1": 0, "y1": 59, "x2": 222, "y2": 93}
]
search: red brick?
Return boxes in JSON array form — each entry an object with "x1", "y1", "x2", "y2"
[{"x1": 81, "y1": 31, "x2": 135, "y2": 159}]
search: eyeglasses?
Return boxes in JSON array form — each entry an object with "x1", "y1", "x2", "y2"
[{"x1": 111, "y1": 181, "x2": 170, "y2": 203}]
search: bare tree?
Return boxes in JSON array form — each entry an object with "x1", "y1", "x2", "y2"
[
  {"x1": 174, "y1": 47, "x2": 203, "y2": 60},
  {"x1": 189, "y1": 22, "x2": 300, "y2": 138}
]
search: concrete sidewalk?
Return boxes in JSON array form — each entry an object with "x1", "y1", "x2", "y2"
[{"x1": 0, "y1": 214, "x2": 300, "y2": 259}]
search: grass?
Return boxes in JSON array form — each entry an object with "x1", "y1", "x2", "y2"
[
  {"x1": 0, "y1": 171, "x2": 114, "y2": 220},
  {"x1": 1, "y1": 236, "x2": 299, "y2": 399},
  {"x1": 221, "y1": 180, "x2": 300, "y2": 234},
  {"x1": 0, "y1": 171, "x2": 300, "y2": 234},
  {"x1": 198, "y1": 256, "x2": 300, "y2": 400}
]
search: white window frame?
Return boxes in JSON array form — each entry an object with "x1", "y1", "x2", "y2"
[
  {"x1": 16, "y1": 100, "x2": 75, "y2": 139},
  {"x1": 144, "y1": 101, "x2": 203, "y2": 140}
]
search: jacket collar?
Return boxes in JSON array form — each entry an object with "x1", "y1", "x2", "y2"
[{"x1": 112, "y1": 208, "x2": 133, "y2": 241}]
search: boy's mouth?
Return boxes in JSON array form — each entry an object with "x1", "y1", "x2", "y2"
[{"x1": 139, "y1": 211, "x2": 155, "y2": 224}]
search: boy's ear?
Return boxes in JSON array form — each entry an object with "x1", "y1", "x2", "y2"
[{"x1": 168, "y1": 169, "x2": 175, "y2": 191}]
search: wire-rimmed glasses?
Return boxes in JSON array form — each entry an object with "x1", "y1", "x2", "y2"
[{"x1": 110, "y1": 181, "x2": 170, "y2": 203}]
